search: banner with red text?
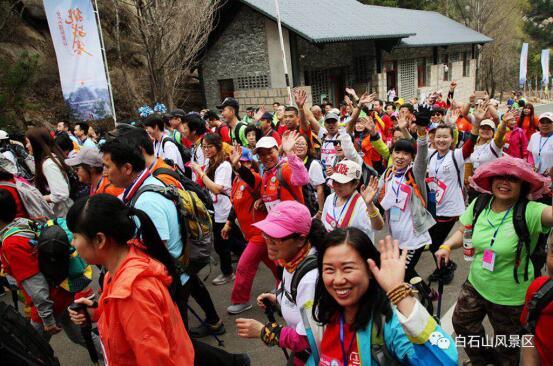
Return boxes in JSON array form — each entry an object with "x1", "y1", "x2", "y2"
[{"x1": 43, "y1": 0, "x2": 113, "y2": 120}]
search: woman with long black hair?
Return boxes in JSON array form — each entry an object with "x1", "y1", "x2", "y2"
[
  {"x1": 67, "y1": 194, "x2": 194, "y2": 365},
  {"x1": 25, "y1": 127, "x2": 73, "y2": 217}
]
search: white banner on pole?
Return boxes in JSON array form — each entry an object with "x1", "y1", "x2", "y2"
[
  {"x1": 43, "y1": 0, "x2": 113, "y2": 121},
  {"x1": 542, "y1": 49, "x2": 550, "y2": 87},
  {"x1": 519, "y1": 43, "x2": 528, "y2": 88}
]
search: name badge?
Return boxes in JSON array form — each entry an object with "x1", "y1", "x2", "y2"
[
  {"x1": 390, "y1": 206, "x2": 401, "y2": 222},
  {"x1": 482, "y1": 249, "x2": 496, "y2": 272}
]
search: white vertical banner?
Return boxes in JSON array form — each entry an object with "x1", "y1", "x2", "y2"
[
  {"x1": 519, "y1": 42, "x2": 528, "y2": 88},
  {"x1": 542, "y1": 49, "x2": 550, "y2": 88},
  {"x1": 43, "y1": 0, "x2": 114, "y2": 121}
]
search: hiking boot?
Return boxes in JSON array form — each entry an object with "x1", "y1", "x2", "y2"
[
  {"x1": 428, "y1": 260, "x2": 457, "y2": 284},
  {"x1": 212, "y1": 273, "x2": 235, "y2": 286},
  {"x1": 189, "y1": 319, "x2": 226, "y2": 338},
  {"x1": 227, "y1": 303, "x2": 253, "y2": 315}
]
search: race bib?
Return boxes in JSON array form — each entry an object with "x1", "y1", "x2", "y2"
[
  {"x1": 390, "y1": 206, "x2": 401, "y2": 222},
  {"x1": 482, "y1": 249, "x2": 496, "y2": 272}
]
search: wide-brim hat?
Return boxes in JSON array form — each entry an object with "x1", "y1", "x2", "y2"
[{"x1": 469, "y1": 155, "x2": 550, "y2": 199}]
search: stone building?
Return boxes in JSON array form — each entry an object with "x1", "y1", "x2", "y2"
[{"x1": 200, "y1": 0, "x2": 492, "y2": 110}]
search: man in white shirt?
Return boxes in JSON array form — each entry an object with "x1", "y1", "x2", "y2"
[
  {"x1": 143, "y1": 114, "x2": 184, "y2": 170},
  {"x1": 74, "y1": 122, "x2": 96, "y2": 148}
]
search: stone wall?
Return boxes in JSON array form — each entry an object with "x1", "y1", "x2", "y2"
[
  {"x1": 202, "y1": 5, "x2": 271, "y2": 109},
  {"x1": 235, "y1": 86, "x2": 312, "y2": 111}
]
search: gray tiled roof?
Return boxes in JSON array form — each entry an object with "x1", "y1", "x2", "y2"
[{"x1": 240, "y1": 0, "x2": 492, "y2": 46}]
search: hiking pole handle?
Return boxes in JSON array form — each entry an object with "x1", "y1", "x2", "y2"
[
  {"x1": 436, "y1": 258, "x2": 446, "y2": 320},
  {"x1": 262, "y1": 298, "x2": 277, "y2": 323},
  {"x1": 69, "y1": 302, "x2": 100, "y2": 365}
]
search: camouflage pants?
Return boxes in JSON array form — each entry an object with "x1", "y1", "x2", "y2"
[{"x1": 452, "y1": 280, "x2": 523, "y2": 366}]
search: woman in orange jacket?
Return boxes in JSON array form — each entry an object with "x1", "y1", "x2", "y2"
[
  {"x1": 67, "y1": 194, "x2": 194, "y2": 366},
  {"x1": 518, "y1": 102, "x2": 539, "y2": 140}
]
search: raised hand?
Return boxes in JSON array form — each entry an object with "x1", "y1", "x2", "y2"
[
  {"x1": 359, "y1": 92, "x2": 377, "y2": 106},
  {"x1": 398, "y1": 113, "x2": 409, "y2": 131},
  {"x1": 447, "y1": 108, "x2": 460, "y2": 126},
  {"x1": 282, "y1": 130, "x2": 300, "y2": 154},
  {"x1": 345, "y1": 87, "x2": 358, "y2": 99},
  {"x1": 367, "y1": 235, "x2": 407, "y2": 293},
  {"x1": 293, "y1": 88, "x2": 307, "y2": 108},
  {"x1": 450, "y1": 80, "x2": 457, "y2": 90},
  {"x1": 229, "y1": 145, "x2": 243, "y2": 167},
  {"x1": 344, "y1": 95, "x2": 353, "y2": 106},
  {"x1": 473, "y1": 102, "x2": 488, "y2": 122},
  {"x1": 365, "y1": 115, "x2": 377, "y2": 135},
  {"x1": 254, "y1": 105, "x2": 266, "y2": 121},
  {"x1": 360, "y1": 176, "x2": 379, "y2": 204}
]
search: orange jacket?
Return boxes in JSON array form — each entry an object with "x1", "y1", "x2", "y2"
[{"x1": 97, "y1": 246, "x2": 194, "y2": 366}]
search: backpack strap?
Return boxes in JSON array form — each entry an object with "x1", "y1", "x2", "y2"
[
  {"x1": 525, "y1": 278, "x2": 553, "y2": 334},
  {"x1": 153, "y1": 167, "x2": 182, "y2": 185},
  {"x1": 512, "y1": 198, "x2": 531, "y2": 284},
  {"x1": 234, "y1": 122, "x2": 246, "y2": 145},
  {"x1": 276, "y1": 165, "x2": 301, "y2": 202},
  {"x1": 128, "y1": 184, "x2": 171, "y2": 208},
  {"x1": 450, "y1": 150, "x2": 463, "y2": 189},
  {"x1": 339, "y1": 193, "x2": 362, "y2": 228},
  {"x1": 287, "y1": 254, "x2": 318, "y2": 305},
  {"x1": 472, "y1": 193, "x2": 492, "y2": 227}
]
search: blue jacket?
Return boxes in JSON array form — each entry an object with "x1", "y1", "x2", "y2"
[{"x1": 301, "y1": 300, "x2": 458, "y2": 365}]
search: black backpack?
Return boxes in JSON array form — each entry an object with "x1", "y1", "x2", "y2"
[
  {"x1": 277, "y1": 254, "x2": 317, "y2": 305},
  {"x1": 302, "y1": 157, "x2": 322, "y2": 216},
  {"x1": 2, "y1": 144, "x2": 34, "y2": 181},
  {"x1": 0, "y1": 302, "x2": 60, "y2": 366},
  {"x1": 161, "y1": 136, "x2": 191, "y2": 166},
  {"x1": 233, "y1": 122, "x2": 247, "y2": 146},
  {"x1": 524, "y1": 278, "x2": 553, "y2": 334},
  {"x1": 472, "y1": 194, "x2": 534, "y2": 283}
]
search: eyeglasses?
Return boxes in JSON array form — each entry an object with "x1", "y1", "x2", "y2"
[
  {"x1": 295, "y1": 143, "x2": 308, "y2": 147},
  {"x1": 262, "y1": 232, "x2": 298, "y2": 244}
]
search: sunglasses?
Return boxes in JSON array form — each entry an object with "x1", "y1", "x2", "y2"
[{"x1": 495, "y1": 175, "x2": 521, "y2": 183}]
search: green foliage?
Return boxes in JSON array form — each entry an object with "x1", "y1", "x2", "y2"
[
  {"x1": 524, "y1": 0, "x2": 553, "y2": 49},
  {"x1": 0, "y1": 52, "x2": 40, "y2": 130},
  {"x1": 358, "y1": 0, "x2": 443, "y2": 11}
]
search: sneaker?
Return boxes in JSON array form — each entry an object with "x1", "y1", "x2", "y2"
[
  {"x1": 212, "y1": 273, "x2": 235, "y2": 286},
  {"x1": 189, "y1": 319, "x2": 226, "y2": 338},
  {"x1": 227, "y1": 303, "x2": 253, "y2": 315}
]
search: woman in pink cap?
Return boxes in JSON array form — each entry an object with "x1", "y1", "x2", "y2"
[
  {"x1": 235, "y1": 200, "x2": 326, "y2": 366},
  {"x1": 435, "y1": 155, "x2": 553, "y2": 365}
]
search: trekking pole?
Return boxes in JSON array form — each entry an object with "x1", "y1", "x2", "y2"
[
  {"x1": 186, "y1": 304, "x2": 225, "y2": 347},
  {"x1": 436, "y1": 258, "x2": 447, "y2": 321},
  {"x1": 69, "y1": 302, "x2": 100, "y2": 366},
  {"x1": 262, "y1": 299, "x2": 290, "y2": 360}
]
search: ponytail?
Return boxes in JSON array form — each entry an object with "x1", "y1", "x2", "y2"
[
  {"x1": 67, "y1": 194, "x2": 181, "y2": 302},
  {"x1": 307, "y1": 218, "x2": 326, "y2": 251}
]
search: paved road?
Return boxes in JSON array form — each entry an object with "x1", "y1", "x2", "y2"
[{"x1": 535, "y1": 103, "x2": 553, "y2": 114}]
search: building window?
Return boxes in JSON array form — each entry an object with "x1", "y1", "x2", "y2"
[
  {"x1": 442, "y1": 54, "x2": 452, "y2": 81},
  {"x1": 463, "y1": 52, "x2": 470, "y2": 77},
  {"x1": 426, "y1": 57, "x2": 432, "y2": 85},
  {"x1": 353, "y1": 55, "x2": 372, "y2": 84},
  {"x1": 236, "y1": 75, "x2": 269, "y2": 89},
  {"x1": 218, "y1": 79, "x2": 234, "y2": 100},
  {"x1": 417, "y1": 58, "x2": 427, "y2": 87}
]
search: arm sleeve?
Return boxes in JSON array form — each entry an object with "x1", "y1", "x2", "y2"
[
  {"x1": 163, "y1": 142, "x2": 183, "y2": 170},
  {"x1": 43, "y1": 160, "x2": 70, "y2": 203},
  {"x1": 239, "y1": 126, "x2": 249, "y2": 147},
  {"x1": 118, "y1": 284, "x2": 176, "y2": 366},
  {"x1": 413, "y1": 135, "x2": 429, "y2": 185},
  {"x1": 339, "y1": 134, "x2": 363, "y2": 166},
  {"x1": 278, "y1": 327, "x2": 310, "y2": 353},
  {"x1": 370, "y1": 133, "x2": 391, "y2": 161},
  {"x1": 527, "y1": 136, "x2": 535, "y2": 165},
  {"x1": 521, "y1": 131, "x2": 529, "y2": 160},
  {"x1": 461, "y1": 133, "x2": 476, "y2": 160},
  {"x1": 237, "y1": 165, "x2": 256, "y2": 189},
  {"x1": 21, "y1": 273, "x2": 56, "y2": 327},
  {"x1": 286, "y1": 154, "x2": 310, "y2": 187},
  {"x1": 309, "y1": 161, "x2": 326, "y2": 186}
]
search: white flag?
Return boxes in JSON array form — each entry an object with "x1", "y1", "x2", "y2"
[
  {"x1": 542, "y1": 49, "x2": 550, "y2": 87},
  {"x1": 519, "y1": 43, "x2": 528, "y2": 88}
]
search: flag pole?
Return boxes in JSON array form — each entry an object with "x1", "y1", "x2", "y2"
[
  {"x1": 92, "y1": 0, "x2": 117, "y2": 124},
  {"x1": 274, "y1": 0, "x2": 292, "y2": 105}
]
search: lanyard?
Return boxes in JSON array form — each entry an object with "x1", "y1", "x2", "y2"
[
  {"x1": 339, "y1": 313, "x2": 356, "y2": 366},
  {"x1": 332, "y1": 193, "x2": 354, "y2": 226},
  {"x1": 122, "y1": 169, "x2": 150, "y2": 204},
  {"x1": 538, "y1": 134, "x2": 552, "y2": 157},
  {"x1": 433, "y1": 151, "x2": 448, "y2": 178},
  {"x1": 153, "y1": 139, "x2": 162, "y2": 158},
  {"x1": 391, "y1": 173, "x2": 406, "y2": 203},
  {"x1": 486, "y1": 205, "x2": 512, "y2": 247}
]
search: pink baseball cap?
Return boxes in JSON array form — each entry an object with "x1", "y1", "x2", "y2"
[{"x1": 252, "y1": 201, "x2": 311, "y2": 238}]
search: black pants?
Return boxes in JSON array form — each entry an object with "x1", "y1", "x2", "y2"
[
  {"x1": 181, "y1": 261, "x2": 220, "y2": 327},
  {"x1": 213, "y1": 222, "x2": 246, "y2": 275},
  {"x1": 404, "y1": 246, "x2": 425, "y2": 282},
  {"x1": 429, "y1": 217, "x2": 458, "y2": 263},
  {"x1": 192, "y1": 340, "x2": 249, "y2": 366}
]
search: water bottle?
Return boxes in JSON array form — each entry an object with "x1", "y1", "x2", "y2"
[{"x1": 463, "y1": 225, "x2": 474, "y2": 261}]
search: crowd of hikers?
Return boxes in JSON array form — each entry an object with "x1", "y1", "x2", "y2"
[{"x1": 0, "y1": 82, "x2": 552, "y2": 366}]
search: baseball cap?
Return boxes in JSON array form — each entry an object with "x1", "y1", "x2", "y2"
[
  {"x1": 479, "y1": 119, "x2": 496, "y2": 130},
  {"x1": 169, "y1": 109, "x2": 185, "y2": 118},
  {"x1": 260, "y1": 112, "x2": 273, "y2": 121},
  {"x1": 329, "y1": 160, "x2": 362, "y2": 184},
  {"x1": 539, "y1": 112, "x2": 553, "y2": 123},
  {"x1": 217, "y1": 97, "x2": 240, "y2": 111},
  {"x1": 65, "y1": 147, "x2": 103, "y2": 167},
  {"x1": 254, "y1": 136, "x2": 278, "y2": 153},
  {"x1": 324, "y1": 112, "x2": 340, "y2": 123},
  {"x1": 252, "y1": 201, "x2": 311, "y2": 239},
  {"x1": 240, "y1": 148, "x2": 253, "y2": 162},
  {"x1": 0, "y1": 130, "x2": 9, "y2": 140}
]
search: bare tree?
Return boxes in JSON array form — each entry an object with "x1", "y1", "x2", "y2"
[{"x1": 116, "y1": 0, "x2": 222, "y2": 108}]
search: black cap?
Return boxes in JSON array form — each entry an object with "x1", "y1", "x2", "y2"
[
  {"x1": 203, "y1": 110, "x2": 220, "y2": 121},
  {"x1": 217, "y1": 97, "x2": 239, "y2": 111},
  {"x1": 169, "y1": 109, "x2": 185, "y2": 118},
  {"x1": 260, "y1": 112, "x2": 273, "y2": 121}
]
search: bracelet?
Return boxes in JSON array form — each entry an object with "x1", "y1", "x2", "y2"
[
  {"x1": 200, "y1": 173, "x2": 206, "y2": 180},
  {"x1": 386, "y1": 283, "x2": 415, "y2": 306},
  {"x1": 439, "y1": 244, "x2": 451, "y2": 252},
  {"x1": 260, "y1": 322, "x2": 282, "y2": 347},
  {"x1": 367, "y1": 209, "x2": 379, "y2": 218}
]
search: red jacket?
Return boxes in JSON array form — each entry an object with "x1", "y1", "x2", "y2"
[
  {"x1": 504, "y1": 127, "x2": 528, "y2": 159},
  {"x1": 97, "y1": 246, "x2": 194, "y2": 366}
]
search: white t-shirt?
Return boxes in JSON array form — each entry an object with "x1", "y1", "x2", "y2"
[
  {"x1": 321, "y1": 192, "x2": 375, "y2": 244},
  {"x1": 427, "y1": 149, "x2": 466, "y2": 217},
  {"x1": 528, "y1": 132, "x2": 553, "y2": 174},
  {"x1": 308, "y1": 159, "x2": 326, "y2": 187},
  {"x1": 191, "y1": 140, "x2": 206, "y2": 181},
  {"x1": 277, "y1": 248, "x2": 318, "y2": 336},
  {"x1": 469, "y1": 140, "x2": 502, "y2": 170},
  {"x1": 383, "y1": 177, "x2": 431, "y2": 250},
  {"x1": 154, "y1": 138, "x2": 184, "y2": 170},
  {"x1": 320, "y1": 134, "x2": 338, "y2": 169},
  {"x1": 206, "y1": 160, "x2": 232, "y2": 223}
]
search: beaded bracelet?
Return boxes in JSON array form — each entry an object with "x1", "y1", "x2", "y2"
[{"x1": 386, "y1": 283, "x2": 415, "y2": 306}]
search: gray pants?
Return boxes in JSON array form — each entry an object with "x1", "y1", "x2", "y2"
[{"x1": 32, "y1": 308, "x2": 104, "y2": 364}]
